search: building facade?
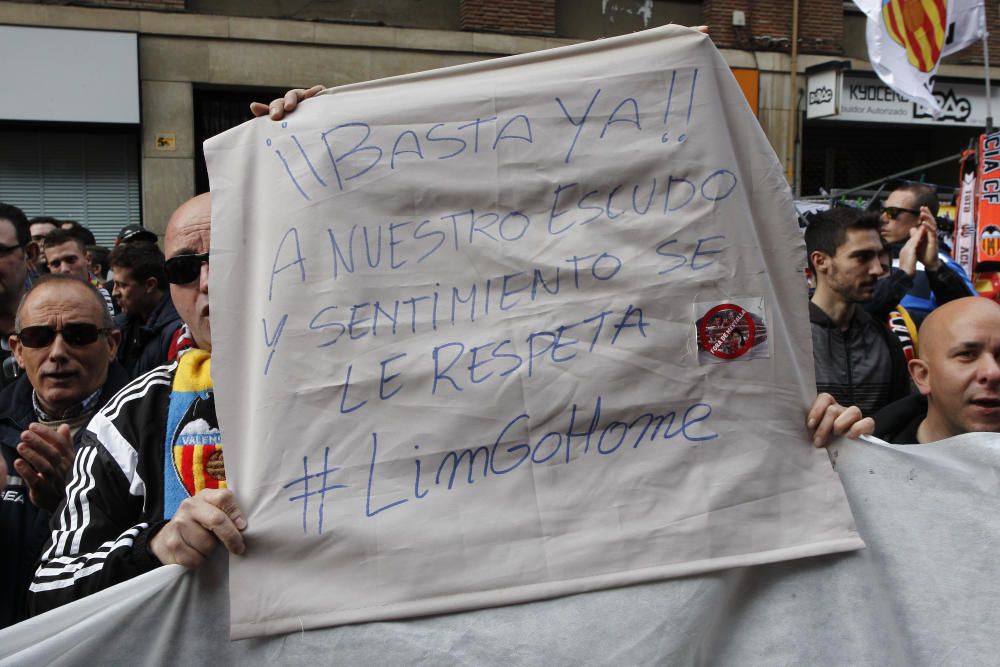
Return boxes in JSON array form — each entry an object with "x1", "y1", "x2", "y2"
[{"x1": 0, "y1": 0, "x2": 996, "y2": 241}]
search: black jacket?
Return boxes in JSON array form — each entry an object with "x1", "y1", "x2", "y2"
[
  {"x1": 865, "y1": 249, "x2": 975, "y2": 327},
  {"x1": 28, "y1": 361, "x2": 190, "y2": 616},
  {"x1": 873, "y1": 392, "x2": 927, "y2": 445},
  {"x1": 0, "y1": 362, "x2": 130, "y2": 628},
  {"x1": 115, "y1": 293, "x2": 182, "y2": 379},
  {"x1": 810, "y1": 302, "x2": 911, "y2": 417}
]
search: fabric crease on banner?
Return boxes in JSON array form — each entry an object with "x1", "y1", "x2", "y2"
[{"x1": 203, "y1": 24, "x2": 862, "y2": 638}]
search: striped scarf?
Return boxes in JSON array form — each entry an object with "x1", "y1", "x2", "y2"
[{"x1": 163, "y1": 348, "x2": 225, "y2": 518}]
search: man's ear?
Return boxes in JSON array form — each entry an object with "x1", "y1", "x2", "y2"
[
  {"x1": 25, "y1": 241, "x2": 40, "y2": 264},
  {"x1": 809, "y1": 251, "x2": 829, "y2": 276},
  {"x1": 105, "y1": 328, "x2": 121, "y2": 360},
  {"x1": 143, "y1": 276, "x2": 158, "y2": 294},
  {"x1": 909, "y1": 358, "x2": 931, "y2": 395},
  {"x1": 9, "y1": 335, "x2": 22, "y2": 369}
]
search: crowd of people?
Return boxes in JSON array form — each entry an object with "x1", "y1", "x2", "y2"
[
  {"x1": 1, "y1": 85, "x2": 999, "y2": 633},
  {"x1": 806, "y1": 183, "x2": 1000, "y2": 446},
  {"x1": 0, "y1": 202, "x2": 192, "y2": 627}
]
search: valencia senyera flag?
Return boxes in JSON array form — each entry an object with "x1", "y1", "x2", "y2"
[{"x1": 854, "y1": 0, "x2": 985, "y2": 117}]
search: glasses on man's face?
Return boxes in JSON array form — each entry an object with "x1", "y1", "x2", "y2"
[
  {"x1": 0, "y1": 242, "x2": 24, "y2": 256},
  {"x1": 881, "y1": 206, "x2": 920, "y2": 219},
  {"x1": 165, "y1": 252, "x2": 209, "y2": 285},
  {"x1": 15, "y1": 323, "x2": 110, "y2": 348}
]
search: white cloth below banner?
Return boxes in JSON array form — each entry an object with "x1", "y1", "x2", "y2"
[{"x1": 3, "y1": 433, "x2": 999, "y2": 666}]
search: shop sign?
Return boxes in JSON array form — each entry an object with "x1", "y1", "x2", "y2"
[
  {"x1": 821, "y1": 71, "x2": 998, "y2": 127},
  {"x1": 805, "y1": 68, "x2": 838, "y2": 119}
]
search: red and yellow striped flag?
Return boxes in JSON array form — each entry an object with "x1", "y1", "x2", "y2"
[{"x1": 882, "y1": 0, "x2": 947, "y2": 73}]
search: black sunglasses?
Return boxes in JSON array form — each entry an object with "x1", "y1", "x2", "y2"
[
  {"x1": 881, "y1": 206, "x2": 920, "y2": 219},
  {"x1": 165, "y1": 252, "x2": 209, "y2": 284},
  {"x1": 15, "y1": 323, "x2": 111, "y2": 348},
  {"x1": 0, "y1": 242, "x2": 24, "y2": 256}
]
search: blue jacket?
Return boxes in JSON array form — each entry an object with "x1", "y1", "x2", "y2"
[
  {"x1": 0, "y1": 363, "x2": 129, "y2": 628},
  {"x1": 899, "y1": 252, "x2": 976, "y2": 323},
  {"x1": 867, "y1": 249, "x2": 977, "y2": 328}
]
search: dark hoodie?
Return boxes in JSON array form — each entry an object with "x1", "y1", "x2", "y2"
[
  {"x1": 810, "y1": 301, "x2": 911, "y2": 417},
  {"x1": 865, "y1": 244, "x2": 975, "y2": 327}
]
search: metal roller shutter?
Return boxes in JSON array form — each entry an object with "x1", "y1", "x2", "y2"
[{"x1": 0, "y1": 128, "x2": 140, "y2": 246}]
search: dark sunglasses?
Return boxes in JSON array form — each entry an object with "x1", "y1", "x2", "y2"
[
  {"x1": 881, "y1": 206, "x2": 920, "y2": 219},
  {"x1": 15, "y1": 323, "x2": 111, "y2": 348},
  {"x1": 165, "y1": 252, "x2": 209, "y2": 284},
  {"x1": 0, "y1": 242, "x2": 24, "y2": 256}
]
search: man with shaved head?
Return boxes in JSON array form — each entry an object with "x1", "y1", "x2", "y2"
[
  {"x1": 872, "y1": 297, "x2": 1000, "y2": 443},
  {"x1": 29, "y1": 194, "x2": 247, "y2": 615},
  {"x1": 808, "y1": 297, "x2": 1000, "y2": 446}
]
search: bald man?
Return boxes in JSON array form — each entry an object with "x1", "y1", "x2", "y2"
[
  {"x1": 871, "y1": 297, "x2": 1000, "y2": 443},
  {"x1": 809, "y1": 297, "x2": 1000, "y2": 446},
  {"x1": 28, "y1": 194, "x2": 246, "y2": 616}
]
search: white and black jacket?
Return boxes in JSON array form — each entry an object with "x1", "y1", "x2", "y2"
[{"x1": 26, "y1": 361, "x2": 182, "y2": 616}]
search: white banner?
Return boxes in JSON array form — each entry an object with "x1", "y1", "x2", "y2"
[
  {"x1": 205, "y1": 25, "x2": 862, "y2": 639},
  {"x1": 855, "y1": 0, "x2": 985, "y2": 117},
  {"x1": 6, "y1": 434, "x2": 1000, "y2": 664}
]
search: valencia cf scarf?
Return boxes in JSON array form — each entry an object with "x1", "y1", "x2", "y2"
[{"x1": 163, "y1": 348, "x2": 225, "y2": 519}]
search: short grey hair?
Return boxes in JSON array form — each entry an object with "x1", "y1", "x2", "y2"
[{"x1": 15, "y1": 274, "x2": 114, "y2": 332}]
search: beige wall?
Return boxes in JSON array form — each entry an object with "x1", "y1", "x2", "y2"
[
  {"x1": 0, "y1": 1, "x2": 573, "y2": 232},
  {"x1": 135, "y1": 34, "x2": 494, "y2": 233},
  {"x1": 186, "y1": 0, "x2": 461, "y2": 30},
  {"x1": 0, "y1": 0, "x2": 993, "y2": 219}
]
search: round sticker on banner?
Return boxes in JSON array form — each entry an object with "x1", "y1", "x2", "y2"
[{"x1": 698, "y1": 303, "x2": 756, "y2": 360}]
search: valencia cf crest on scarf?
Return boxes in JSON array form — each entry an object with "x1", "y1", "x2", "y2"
[
  {"x1": 163, "y1": 348, "x2": 222, "y2": 518},
  {"x1": 171, "y1": 394, "x2": 225, "y2": 497}
]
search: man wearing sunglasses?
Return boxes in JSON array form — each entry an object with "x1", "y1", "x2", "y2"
[
  {"x1": 871, "y1": 183, "x2": 975, "y2": 328},
  {"x1": 28, "y1": 193, "x2": 247, "y2": 616},
  {"x1": 0, "y1": 274, "x2": 129, "y2": 628}
]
